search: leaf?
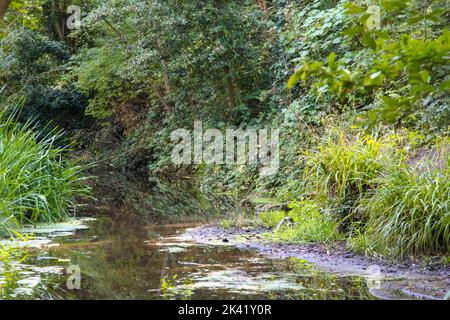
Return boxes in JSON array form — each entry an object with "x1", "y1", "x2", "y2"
[
  {"x1": 438, "y1": 79, "x2": 450, "y2": 91},
  {"x1": 343, "y1": 3, "x2": 366, "y2": 15},
  {"x1": 328, "y1": 52, "x2": 337, "y2": 69},
  {"x1": 410, "y1": 84, "x2": 434, "y2": 96},
  {"x1": 419, "y1": 70, "x2": 430, "y2": 84},
  {"x1": 342, "y1": 26, "x2": 364, "y2": 38},
  {"x1": 362, "y1": 32, "x2": 377, "y2": 49},
  {"x1": 381, "y1": 0, "x2": 411, "y2": 12},
  {"x1": 288, "y1": 71, "x2": 302, "y2": 89}
]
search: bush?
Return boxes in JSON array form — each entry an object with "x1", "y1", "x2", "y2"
[
  {"x1": 20, "y1": 85, "x2": 90, "y2": 131},
  {"x1": 0, "y1": 104, "x2": 91, "y2": 235},
  {"x1": 0, "y1": 29, "x2": 90, "y2": 130},
  {"x1": 259, "y1": 200, "x2": 340, "y2": 244}
]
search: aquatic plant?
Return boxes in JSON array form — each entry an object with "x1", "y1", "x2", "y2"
[
  {"x1": 0, "y1": 103, "x2": 92, "y2": 235},
  {"x1": 160, "y1": 274, "x2": 193, "y2": 300}
]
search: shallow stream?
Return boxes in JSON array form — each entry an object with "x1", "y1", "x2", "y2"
[{"x1": 1, "y1": 180, "x2": 448, "y2": 300}]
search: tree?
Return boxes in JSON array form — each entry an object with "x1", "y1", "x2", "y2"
[
  {"x1": 76, "y1": 0, "x2": 270, "y2": 123},
  {"x1": 0, "y1": 0, "x2": 11, "y2": 20}
]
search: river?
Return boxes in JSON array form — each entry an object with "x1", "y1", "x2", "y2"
[{"x1": 2, "y1": 179, "x2": 448, "y2": 300}]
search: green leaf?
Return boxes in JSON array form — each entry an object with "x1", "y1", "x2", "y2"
[
  {"x1": 410, "y1": 84, "x2": 434, "y2": 96},
  {"x1": 288, "y1": 71, "x2": 302, "y2": 89},
  {"x1": 419, "y1": 70, "x2": 430, "y2": 84},
  {"x1": 343, "y1": 3, "x2": 366, "y2": 15},
  {"x1": 362, "y1": 32, "x2": 377, "y2": 49},
  {"x1": 381, "y1": 0, "x2": 411, "y2": 12},
  {"x1": 328, "y1": 52, "x2": 337, "y2": 69},
  {"x1": 438, "y1": 79, "x2": 450, "y2": 91},
  {"x1": 342, "y1": 26, "x2": 364, "y2": 38}
]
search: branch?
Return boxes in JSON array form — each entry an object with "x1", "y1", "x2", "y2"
[{"x1": 101, "y1": 16, "x2": 129, "y2": 46}]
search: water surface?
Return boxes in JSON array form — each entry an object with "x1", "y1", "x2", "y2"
[
  {"x1": 30, "y1": 217, "x2": 378, "y2": 300},
  {"x1": 4, "y1": 180, "x2": 446, "y2": 300}
]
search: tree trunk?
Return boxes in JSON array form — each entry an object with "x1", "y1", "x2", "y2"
[
  {"x1": 224, "y1": 66, "x2": 237, "y2": 109},
  {"x1": 0, "y1": 0, "x2": 11, "y2": 20},
  {"x1": 51, "y1": 0, "x2": 65, "y2": 41},
  {"x1": 157, "y1": 38, "x2": 171, "y2": 96}
]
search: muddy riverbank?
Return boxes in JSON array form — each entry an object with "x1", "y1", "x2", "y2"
[{"x1": 180, "y1": 225, "x2": 450, "y2": 300}]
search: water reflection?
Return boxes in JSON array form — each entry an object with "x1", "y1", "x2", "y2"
[
  {"x1": 25, "y1": 216, "x2": 378, "y2": 300},
  {"x1": 6, "y1": 178, "x2": 444, "y2": 300}
]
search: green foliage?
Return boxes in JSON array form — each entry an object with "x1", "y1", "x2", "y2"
[
  {"x1": 345, "y1": 230, "x2": 374, "y2": 256},
  {"x1": 0, "y1": 0, "x2": 447, "y2": 262},
  {"x1": 279, "y1": 0, "x2": 360, "y2": 123},
  {"x1": 70, "y1": 0, "x2": 449, "y2": 259},
  {"x1": 195, "y1": 121, "x2": 312, "y2": 200},
  {"x1": 259, "y1": 210, "x2": 286, "y2": 228},
  {"x1": 364, "y1": 158, "x2": 449, "y2": 257},
  {"x1": 72, "y1": 46, "x2": 126, "y2": 120},
  {"x1": 288, "y1": 0, "x2": 450, "y2": 129},
  {"x1": 0, "y1": 244, "x2": 28, "y2": 298},
  {"x1": 160, "y1": 274, "x2": 193, "y2": 300},
  {"x1": 0, "y1": 29, "x2": 90, "y2": 130},
  {"x1": 281, "y1": 199, "x2": 340, "y2": 243},
  {"x1": 281, "y1": 1, "x2": 352, "y2": 60},
  {"x1": 73, "y1": 0, "x2": 270, "y2": 123},
  {"x1": 66, "y1": 0, "x2": 275, "y2": 180},
  {"x1": 303, "y1": 127, "x2": 396, "y2": 208},
  {"x1": 220, "y1": 214, "x2": 254, "y2": 229},
  {"x1": 0, "y1": 0, "x2": 45, "y2": 34},
  {"x1": 0, "y1": 103, "x2": 92, "y2": 235},
  {"x1": 258, "y1": 200, "x2": 340, "y2": 244}
]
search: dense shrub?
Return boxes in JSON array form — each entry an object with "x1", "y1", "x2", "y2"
[
  {"x1": 259, "y1": 210, "x2": 286, "y2": 228},
  {"x1": 258, "y1": 200, "x2": 340, "y2": 244},
  {"x1": 283, "y1": 199, "x2": 340, "y2": 243},
  {"x1": 0, "y1": 29, "x2": 90, "y2": 130}
]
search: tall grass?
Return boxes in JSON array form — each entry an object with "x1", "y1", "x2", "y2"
[
  {"x1": 364, "y1": 163, "x2": 449, "y2": 257},
  {"x1": 0, "y1": 103, "x2": 91, "y2": 235},
  {"x1": 304, "y1": 130, "x2": 393, "y2": 204},
  {"x1": 302, "y1": 127, "x2": 449, "y2": 257}
]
